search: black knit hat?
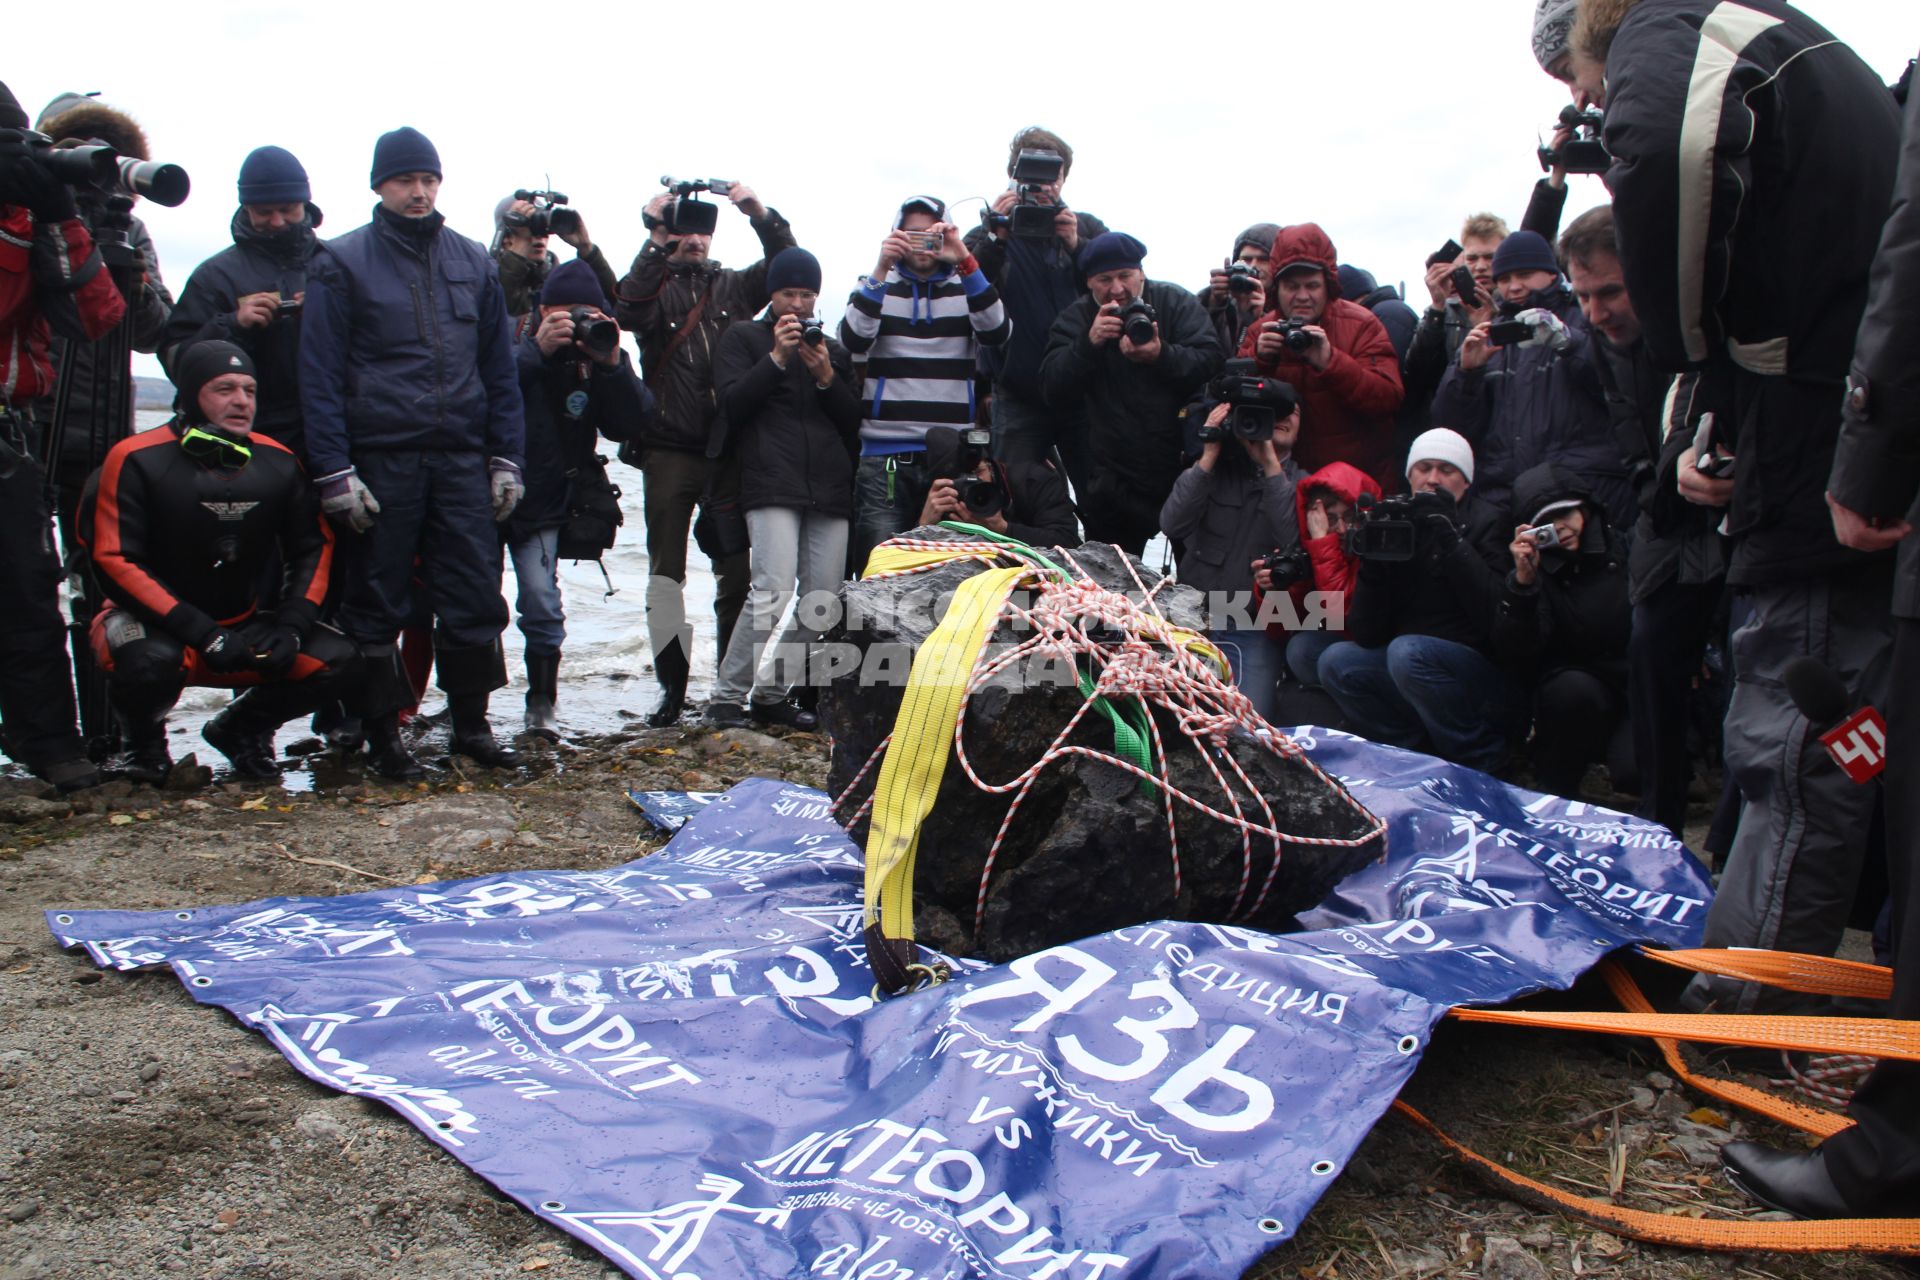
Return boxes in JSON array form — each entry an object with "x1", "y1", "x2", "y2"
[
  {"x1": 369, "y1": 126, "x2": 441, "y2": 188},
  {"x1": 238, "y1": 146, "x2": 310, "y2": 204},
  {"x1": 539, "y1": 259, "x2": 611, "y2": 312},
  {"x1": 173, "y1": 341, "x2": 256, "y2": 423},
  {"x1": 0, "y1": 82, "x2": 25, "y2": 130},
  {"x1": 767, "y1": 247, "x2": 822, "y2": 294}
]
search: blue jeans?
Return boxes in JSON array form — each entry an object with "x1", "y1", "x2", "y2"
[
  {"x1": 1317, "y1": 634, "x2": 1524, "y2": 773},
  {"x1": 507, "y1": 526, "x2": 565, "y2": 656},
  {"x1": 1284, "y1": 629, "x2": 1340, "y2": 689},
  {"x1": 1210, "y1": 628, "x2": 1283, "y2": 724},
  {"x1": 852, "y1": 452, "x2": 935, "y2": 576}
]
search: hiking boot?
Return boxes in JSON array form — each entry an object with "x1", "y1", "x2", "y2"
[
  {"x1": 705, "y1": 701, "x2": 750, "y2": 729},
  {"x1": 750, "y1": 699, "x2": 818, "y2": 731}
]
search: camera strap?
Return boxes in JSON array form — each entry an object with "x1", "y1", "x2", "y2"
[{"x1": 649, "y1": 288, "x2": 709, "y2": 383}]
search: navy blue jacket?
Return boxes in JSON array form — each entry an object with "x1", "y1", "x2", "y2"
[
  {"x1": 509, "y1": 334, "x2": 652, "y2": 538},
  {"x1": 300, "y1": 206, "x2": 524, "y2": 478}
]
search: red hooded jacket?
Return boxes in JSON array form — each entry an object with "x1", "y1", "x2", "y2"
[
  {"x1": 1268, "y1": 461, "x2": 1380, "y2": 641},
  {"x1": 1237, "y1": 224, "x2": 1404, "y2": 493}
]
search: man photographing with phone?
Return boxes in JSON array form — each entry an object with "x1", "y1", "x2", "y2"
[{"x1": 839, "y1": 195, "x2": 1009, "y2": 570}]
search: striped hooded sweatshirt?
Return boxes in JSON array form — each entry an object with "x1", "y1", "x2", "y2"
[{"x1": 838, "y1": 257, "x2": 1009, "y2": 453}]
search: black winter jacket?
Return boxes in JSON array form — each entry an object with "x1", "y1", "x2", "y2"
[
  {"x1": 1491, "y1": 463, "x2": 1631, "y2": 688},
  {"x1": 300, "y1": 207, "x2": 525, "y2": 479},
  {"x1": 508, "y1": 337, "x2": 652, "y2": 539},
  {"x1": 1602, "y1": 0, "x2": 1900, "y2": 584},
  {"x1": 965, "y1": 210, "x2": 1108, "y2": 397},
  {"x1": 712, "y1": 317, "x2": 862, "y2": 518},
  {"x1": 613, "y1": 210, "x2": 796, "y2": 455},
  {"x1": 1829, "y1": 54, "x2": 1920, "y2": 619},
  {"x1": 1346, "y1": 489, "x2": 1510, "y2": 655},
  {"x1": 160, "y1": 206, "x2": 320, "y2": 461},
  {"x1": 1039, "y1": 280, "x2": 1223, "y2": 505}
]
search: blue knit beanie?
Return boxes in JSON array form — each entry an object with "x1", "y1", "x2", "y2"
[
  {"x1": 1490, "y1": 230, "x2": 1560, "y2": 279},
  {"x1": 237, "y1": 146, "x2": 310, "y2": 205},
  {"x1": 1078, "y1": 232, "x2": 1148, "y2": 278},
  {"x1": 539, "y1": 259, "x2": 610, "y2": 312},
  {"x1": 767, "y1": 247, "x2": 822, "y2": 294},
  {"x1": 369, "y1": 127, "x2": 442, "y2": 189}
]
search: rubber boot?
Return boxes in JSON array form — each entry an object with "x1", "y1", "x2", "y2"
[
  {"x1": 364, "y1": 712, "x2": 425, "y2": 781},
  {"x1": 647, "y1": 638, "x2": 691, "y2": 729},
  {"x1": 450, "y1": 693, "x2": 522, "y2": 768},
  {"x1": 204, "y1": 683, "x2": 320, "y2": 780},
  {"x1": 109, "y1": 683, "x2": 177, "y2": 786},
  {"x1": 523, "y1": 651, "x2": 560, "y2": 742}
]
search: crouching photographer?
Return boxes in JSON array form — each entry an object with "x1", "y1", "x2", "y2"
[
  {"x1": 1160, "y1": 364, "x2": 1303, "y2": 721},
  {"x1": 1317, "y1": 429, "x2": 1523, "y2": 772},
  {"x1": 0, "y1": 80, "x2": 127, "y2": 792},
  {"x1": 1255, "y1": 460, "x2": 1382, "y2": 726},
  {"x1": 509, "y1": 261, "x2": 654, "y2": 740},
  {"x1": 79, "y1": 342, "x2": 358, "y2": 783},
  {"x1": 708, "y1": 249, "x2": 860, "y2": 731},
  {"x1": 918, "y1": 425, "x2": 1079, "y2": 549},
  {"x1": 1492, "y1": 463, "x2": 1631, "y2": 799}
]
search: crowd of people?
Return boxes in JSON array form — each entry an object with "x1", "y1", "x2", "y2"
[{"x1": 0, "y1": 0, "x2": 1916, "y2": 1222}]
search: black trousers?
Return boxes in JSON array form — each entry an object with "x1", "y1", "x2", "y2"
[
  {"x1": 0, "y1": 448, "x2": 86, "y2": 770},
  {"x1": 1823, "y1": 616, "x2": 1920, "y2": 1212},
  {"x1": 1628, "y1": 579, "x2": 1722, "y2": 835},
  {"x1": 1532, "y1": 666, "x2": 1629, "y2": 800}
]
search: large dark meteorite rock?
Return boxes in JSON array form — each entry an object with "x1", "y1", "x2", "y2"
[{"x1": 823, "y1": 527, "x2": 1384, "y2": 961}]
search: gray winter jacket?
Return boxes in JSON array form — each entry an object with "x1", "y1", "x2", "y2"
[{"x1": 1158, "y1": 452, "x2": 1300, "y2": 599}]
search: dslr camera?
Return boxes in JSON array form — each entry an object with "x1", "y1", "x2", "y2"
[
  {"x1": 800, "y1": 316, "x2": 827, "y2": 347},
  {"x1": 1262, "y1": 548, "x2": 1309, "y2": 590},
  {"x1": 1205, "y1": 358, "x2": 1299, "y2": 444},
  {"x1": 1118, "y1": 299, "x2": 1157, "y2": 346},
  {"x1": 1538, "y1": 104, "x2": 1611, "y2": 176},
  {"x1": 1225, "y1": 260, "x2": 1261, "y2": 295},
  {"x1": 1266, "y1": 316, "x2": 1317, "y2": 354},
  {"x1": 507, "y1": 188, "x2": 582, "y2": 239},
  {"x1": 954, "y1": 427, "x2": 1006, "y2": 519},
  {"x1": 657, "y1": 176, "x2": 737, "y2": 237},
  {"x1": 0, "y1": 128, "x2": 190, "y2": 207},
  {"x1": 1345, "y1": 489, "x2": 1461, "y2": 562},
  {"x1": 985, "y1": 148, "x2": 1067, "y2": 241},
  {"x1": 567, "y1": 306, "x2": 619, "y2": 358}
]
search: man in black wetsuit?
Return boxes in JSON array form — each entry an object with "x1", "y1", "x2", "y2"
[{"x1": 80, "y1": 340, "x2": 357, "y2": 782}]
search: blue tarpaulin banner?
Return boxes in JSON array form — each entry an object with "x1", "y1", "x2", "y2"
[{"x1": 49, "y1": 729, "x2": 1711, "y2": 1279}]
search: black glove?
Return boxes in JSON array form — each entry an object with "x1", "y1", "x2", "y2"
[
  {"x1": 240, "y1": 622, "x2": 302, "y2": 676},
  {"x1": 0, "y1": 140, "x2": 76, "y2": 223},
  {"x1": 197, "y1": 627, "x2": 251, "y2": 674},
  {"x1": 1421, "y1": 514, "x2": 1462, "y2": 554}
]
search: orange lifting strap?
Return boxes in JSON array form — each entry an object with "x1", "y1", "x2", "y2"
[{"x1": 1402, "y1": 945, "x2": 1918, "y2": 1255}]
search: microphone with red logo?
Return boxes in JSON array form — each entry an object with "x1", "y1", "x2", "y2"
[{"x1": 1784, "y1": 656, "x2": 1887, "y2": 784}]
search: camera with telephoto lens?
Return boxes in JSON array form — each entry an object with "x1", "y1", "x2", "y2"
[
  {"x1": 1269, "y1": 316, "x2": 1316, "y2": 354},
  {"x1": 658, "y1": 176, "x2": 736, "y2": 237},
  {"x1": 800, "y1": 316, "x2": 826, "y2": 347},
  {"x1": 568, "y1": 306, "x2": 619, "y2": 358},
  {"x1": 1206, "y1": 358, "x2": 1299, "y2": 443},
  {"x1": 1225, "y1": 260, "x2": 1261, "y2": 295},
  {"x1": 983, "y1": 149, "x2": 1067, "y2": 240},
  {"x1": 955, "y1": 427, "x2": 1006, "y2": 518},
  {"x1": 1345, "y1": 488, "x2": 1460, "y2": 562},
  {"x1": 0, "y1": 128, "x2": 191, "y2": 207},
  {"x1": 508, "y1": 188, "x2": 582, "y2": 239},
  {"x1": 1538, "y1": 104, "x2": 1612, "y2": 175},
  {"x1": 1118, "y1": 299, "x2": 1157, "y2": 346},
  {"x1": 1262, "y1": 548, "x2": 1309, "y2": 590}
]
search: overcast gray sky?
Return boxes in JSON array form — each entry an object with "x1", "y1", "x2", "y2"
[{"x1": 14, "y1": 0, "x2": 1915, "y2": 381}]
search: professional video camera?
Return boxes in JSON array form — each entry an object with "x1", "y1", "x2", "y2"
[
  {"x1": 1204, "y1": 358, "x2": 1298, "y2": 443},
  {"x1": 984, "y1": 148, "x2": 1066, "y2": 241},
  {"x1": 567, "y1": 306, "x2": 619, "y2": 358},
  {"x1": 1224, "y1": 260, "x2": 1261, "y2": 295},
  {"x1": 507, "y1": 188, "x2": 581, "y2": 239},
  {"x1": 657, "y1": 176, "x2": 736, "y2": 237},
  {"x1": 1118, "y1": 299, "x2": 1157, "y2": 346},
  {"x1": 1345, "y1": 489, "x2": 1460, "y2": 562},
  {"x1": 1268, "y1": 316, "x2": 1316, "y2": 354},
  {"x1": 0, "y1": 128, "x2": 189, "y2": 207},
  {"x1": 954, "y1": 426, "x2": 1006, "y2": 519},
  {"x1": 1538, "y1": 104, "x2": 1611, "y2": 176}
]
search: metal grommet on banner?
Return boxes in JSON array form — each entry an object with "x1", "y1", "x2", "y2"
[
  {"x1": 1310, "y1": 1160, "x2": 1336, "y2": 1177},
  {"x1": 54, "y1": 914, "x2": 74, "y2": 926},
  {"x1": 542, "y1": 1200, "x2": 565, "y2": 1212},
  {"x1": 175, "y1": 912, "x2": 192, "y2": 921},
  {"x1": 1258, "y1": 1218, "x2": 1285, "y2": 1235},
  {"x1": 191, "y1": 975, "x2": 212, "y2": 987},
  {"x1": 1396, "y1": 1035, "x2": 1420, "y2": 1056}
]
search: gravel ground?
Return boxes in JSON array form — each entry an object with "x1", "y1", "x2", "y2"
[{"x1": 0, "y1": 724, "x2": 1907, "y2": 1280}]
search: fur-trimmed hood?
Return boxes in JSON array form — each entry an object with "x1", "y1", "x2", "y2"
[
  {"x1": 35, "y1": 92, "x2": 149, "y2": 160},
  {"x1": 1573, "y1": 0, "x2": 1642, "y2": 62}
]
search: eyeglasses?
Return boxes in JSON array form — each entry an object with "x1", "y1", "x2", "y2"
[{"x1": 178, "y1": 426, "x2": 252, "y2": 468}]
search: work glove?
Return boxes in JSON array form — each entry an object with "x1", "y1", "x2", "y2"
[
  {"x1": 0, "y1": 140, "x2": 77, "y2": 223},
  {"x1": 490, "y1": 457, "x2": 524, "y2": 523},
  {"x1": 240, "y1": 621, "x2": 302, "y2": 676},
  {"x1": 1514, "y1": 307, "x2": 1572, "y2": 353},
  {"x1": 317, "y1": 468, "x2": 380, "y2": 533},
  {"x1": 197, "y1": 627, "x2": 252, "y2": 674}
]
